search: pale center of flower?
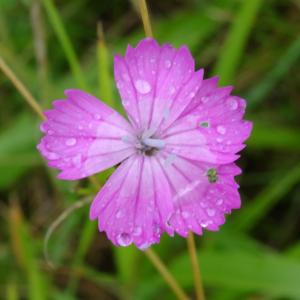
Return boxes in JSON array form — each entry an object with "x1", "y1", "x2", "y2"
[{"x1": 139, "y1": 136, "x2": 165, "y2": 156}]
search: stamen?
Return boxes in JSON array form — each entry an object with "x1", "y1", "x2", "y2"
[{"x1": 142, "y1": 138, "x2": 165, "y2": 149}]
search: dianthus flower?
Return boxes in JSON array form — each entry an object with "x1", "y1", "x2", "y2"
[{"x1": 38, "y1": 38, "x2": 252, "y2": 249}]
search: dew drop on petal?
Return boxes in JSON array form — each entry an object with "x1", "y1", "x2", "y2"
[
  {"x1": 227, "y1": 98, "x2": 238, "y2": 110},
  {"x1": 48, "y1": 152, "x2": 60, "y2": 160},
  {"x1": 133, "y1": 226, "x2": 142, "y2": 236},
  {"x1": 116, "y1": 210, "x2": 123, "y2": 219},
  {"x1": 216, "y1": 199, "x2": 223, "y2": 206},
  {"x1": 165, "y1": 60, "x2": 171, "y2": 68},
  {"x1": 116, "y1": 233, "x2": 132, "y2": 246},
  {"x1": 72, "y1": 154, "x2": 82, "y2": 167},
  {"x1": 182, "y1": 211, "x2": 190, "y2": 219},
  {"x1": 217, "y1": 125, "x2": 226, "y2": 135},
  {"x1": 189, "y1": 92, "x2": 195, "y2": 98},
  {"x1": 206, "y1": 208, "x2": 216, "y2": 217},
  {"x1": 94, "y1": 114, "x2": 101, "y2": 120},
  {"x1": 134, "y1": 79, "x2": 151, "y2": 94},
  {"x1": 169, "y1": 86, "x2": 176, "y2": 95},
  {"x1": 139, "y1": 242, "x2": 152, "y2": 250},
  {"x1": 65, "y1": 138, "x2": 77, "y2": 146}
]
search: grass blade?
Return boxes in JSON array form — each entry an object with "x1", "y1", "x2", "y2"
[{"x1": 213, "y1": 0, "x2": 263, "y2": 84}]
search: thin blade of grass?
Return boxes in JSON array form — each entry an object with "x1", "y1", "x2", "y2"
[
  {"x1": 41, "y1": 0, "x2": 88, "y2": 90},
  {"x1": 8, "y1": 201, "x2": 47, "y2": 300},
  {"x1": 246, "y1": 35, "x2": 300, "y2": 109},
  {"x1": 213, "y1": 0, "x2": 263, "y2": 85},
  {"x1": 232, "y1": 162, "x2": 300, "y2": 231}
]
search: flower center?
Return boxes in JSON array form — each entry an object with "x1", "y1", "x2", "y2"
[{"x1": 140, "y1": 137, "x2": 165, "y2": 156}]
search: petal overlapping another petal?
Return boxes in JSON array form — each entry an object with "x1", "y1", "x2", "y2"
[
  {"x1": 37, "y1": 90, "x2": 135, "y2": 180},
  {"x1": 114, "y1": 38, "x2": 203, "y2": 133},
  {"x1": 90, "y1": 155, "x2": 174, "y2": 249}
]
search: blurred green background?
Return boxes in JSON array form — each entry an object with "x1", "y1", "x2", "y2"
[{"x1": 1, "y1": 0, "x2": 300, "y2": 299}]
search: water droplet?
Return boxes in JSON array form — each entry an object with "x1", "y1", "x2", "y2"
[
  {"x1": 65, "y1": 138, "x2": 77, "y2": 146},
  {"x1": 217, "y1": 125, "x2": 226, "y2": 135},
  {"x1": 163, "y1": 107, "x2": 170, "y2": 120},
  {"x1": 116, "y1": 233, "x2": 132, "y2": 246},
  {"x1": 201, "y1": 96, "x2": 209, "y2": 103},
  {"x1": 206, "y1": 208, "x2": 216, "y2": 217},
  {"x1": 78, "y1": 125, "x2": 83, "y2": 130},
  {"x1": 72, "y1": 154, "x2": 82, "y2": 167},
  {"x1": 216, "y1": 199, "x2": 223, "y2": 206},
  {"x1": 139, "y1": 242, "x2": 151, "y2": 250},
  {"x1": 122, "y1": 135, "x2": 130, "y2": 143},
  {"x1": 122, "y1": 73, "x2": 130, "y2": 81},
  {"x1": 133, "y1": 226, "x2": 142, "y2": 236},
  {"x1": 216, "y1": 137, "x2": 223, "y2": 143},
  {"x1": 182, "y1": 211, "x2": 190, "y2": 219},
  {"x1": 94, "y1": 114, "x2": 101, "y2": 120},
  {"x1": 116, "y1": 210, "x2": 123, "y2": 219},
  {"x1": 165, "y1": 60, "x2": 171, "y2": 68},
  {"x1": 48, "y1": 130, "x2": 54, "y2": 135},
  {"x1": 200, "y1": 221, "x2": 209, "y2": 228},
  {"x1": 40, "y1": 123, "x2": 47, "y2": 132},
  {"x1": 227, "y1": 98, "x2": 238, "y2": 110},
  {"x1": 48, "y1": 152, "x2": 59, "y2": 160},
  {"x1": 189, "y1": 92, "x2": 195, "y2": 98},
  {"x1": 150, "y1": 58, "x2": 156, "y2": 63},
  {"x1": 164, "y1": 154, "x2": 177, "y2": 166},
  {"x1": 169, "y1": 86, "x2": 176, "y2": 95},
  {"x1": 134, "y1": 79, "x2": 151, "y2": 94}
]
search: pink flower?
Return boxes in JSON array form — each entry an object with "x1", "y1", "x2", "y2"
[{"x1": 38, "y1": 38, "x2": 252, "y2": 249}]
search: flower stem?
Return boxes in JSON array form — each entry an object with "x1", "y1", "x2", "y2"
[
  {"x1": 144, "y1": 248, "x2": 190, "y2": 300},
  {"x1": 137, "y1": 0, "x2": 153, "y2": 38},
  {"x1": 187, "y1": 232, "x2": 206, "y2": 300},
  {"x1": 0, "y1": 56, "x2": 45, "y2": 120}
]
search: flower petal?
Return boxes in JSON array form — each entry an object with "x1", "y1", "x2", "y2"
[
  {"x1": 90, "y1": 155, "x2": 174, "y2": 249},
  {"x1": 157, "y1": 153, "x2": 241, "y2": 236},
  {"x1": 37, "y1": 89, "x2": 135, "y2": 180},
  {"x1": 114, "y1": 38, "x2": 202, "y2": 133}
]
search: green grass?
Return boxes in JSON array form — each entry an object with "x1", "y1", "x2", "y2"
[{"x1": 0, "y1": 0, "x2": 300, "y2": 299}]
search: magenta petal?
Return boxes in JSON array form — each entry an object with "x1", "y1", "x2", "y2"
[
  {"x1": 157, "y1": 153, "x2": 241, "y2": 235},
  {"x1": 38, "y1": 90, "x2": 135, "y2": 180},
  {"x1": 114, "y1": 38, "x2": 199, "y2": 132},
  {"x1": 90, "y1": 155, "x2": 174, "y2": 249}
]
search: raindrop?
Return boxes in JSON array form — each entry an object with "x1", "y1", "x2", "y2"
[
  {"x1": 216, "y1": 199, "x2": 223, "y2": 206},
  {"x1": 227, "y1": 98, "x2": 238, "y2": 110},
  {"x1": 72, "y1": 154, "x2": 82, "y2": 167},
  {"x1": 138, "y1": 242, "x2": 151, "y2": 250},
  {"x1": 116, "y1": 210, "x2": 123, "y2": 219},
  {"x1": 201, "y1": 96, "x2": 209, "y2": 103},
  {"x1": 134, "y1": 79, "x2": 151, "y2": 94},
  {"x1": 169, "y1": 86, "x2": 176, "y2": 95},
  {"x1": 189, "y1": 92, "x2": 195, "y2": 98},
  {"x1": 165, "y1": 60, "x2": 171, "y2": 68},
  {"x1": 164, "y1": 154, "x2": 177, "y2": 166},
  {"x1": 65, "y1": 138, "x2": 77, "y2": 146},
  {"x1": 206, "y1": 208, "x2": 216, "y2": 217},
  {"x1": 200, "y1": 221, "x2": 209, "y2": 228},
  {"x1": 48, "y1": 152, "x2": 59, "y2": 160},
  {"x1": 94, "y1": 114, "x2": 101, "y2": 120},
  {"x1": 116, "y1": 233, "x2": 132, "y2": 247},
  {"x1": 133, "y1": 226, "x2": 142, "y2": 236},
  {"x1": 217, "y1": 125, "x2": 226, "y2": 135},
  {"x1": 182, "y1": 211, "x2": 190, "y2": 219}
]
